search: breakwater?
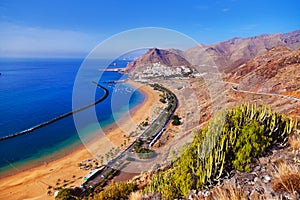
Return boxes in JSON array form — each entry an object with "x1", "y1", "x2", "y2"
[{"x1": 0, "y1": 82, "x2": 109, "y2": 141}]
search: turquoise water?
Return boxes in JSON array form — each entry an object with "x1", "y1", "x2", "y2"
[{"x1": 0, "y1": 58, "x2": 144, "y2": 175}]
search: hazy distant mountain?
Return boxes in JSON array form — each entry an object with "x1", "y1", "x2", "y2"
[{"x1": 184, "y1": 29, "x2": 300, "y2": 73}]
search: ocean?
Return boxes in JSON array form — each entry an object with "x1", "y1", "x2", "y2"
[{"x1": 0, "y1": 58, "x2": 145, "y2": 176}]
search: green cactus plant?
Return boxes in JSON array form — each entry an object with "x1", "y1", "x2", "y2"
[{"x1": 145, "y1": 104, "x2": 296, "y2": 199}]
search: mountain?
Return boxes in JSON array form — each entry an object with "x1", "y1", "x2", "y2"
[
  {"x1": 184, "y1": 30, "x2": 300, "y2": 72},
  {"x1": 227, "y1": 46, "x2": 300, "y2": 95},
  {"x1": 125, "y1": 48, "x2": 190, "y2": 73},
  {"x1": 125, "y1": 30, "x2": 300, "y2": 74}
]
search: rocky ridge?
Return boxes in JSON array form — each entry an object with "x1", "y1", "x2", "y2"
[
  {"x1": 126, "y1": 29, "x2": 300, "y2": 74},
  {"x1": 185, "y1": 29, "x2": 300, "y2": 73}
]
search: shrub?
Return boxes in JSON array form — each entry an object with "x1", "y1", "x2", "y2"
[
  {"x1": 129, "y1": 191, "x2": 143, "y2": 200},
  {"x1": 55, "y1": 188, "x2": 74, "y2": 200},
  {"x1": 289, "y1": 132, "x2": 300, "y2": 151},
  {"x1": 145, "y1": 104, "x2": 296, "y2": 199},
  {"x1": 95, "y1": 181, "x2": 137, "y2": 200},
  {"x1": 172, "y1": 115, "x2": 181, "y2": 126},
  {"x1": 134, "y1": 141, "x2": 155, "y2": 159},
  {"x1": 209, "y1": 183, "x2": 247, "y2": 200},
  {"x1": 273, "y1": 161, "x2": 300, "y2": 194},
  {"x1": 159, "y1": 98, "x2": 166, "y2": 103},
  {"x1": 141, "y1": 121, "x2": 149, "y2": 126},
  {"x1": 232, "y1": 120, "x2": 271, "y2": 172}
]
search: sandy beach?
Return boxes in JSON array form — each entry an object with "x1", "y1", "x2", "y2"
[{"x1": 0, "y1": 81, "x2": 161, "y2": 200}]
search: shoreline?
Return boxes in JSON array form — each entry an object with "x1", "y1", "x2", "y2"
[
  {"x1": 0, "y1": 82, "x2": 108, "y2": 142},
  {"x1": 0, "y1": 80, "x2": 161, "y2": 200},
  {"x1": 0, "y1": 81, "x2": 139, "y2": 178}
]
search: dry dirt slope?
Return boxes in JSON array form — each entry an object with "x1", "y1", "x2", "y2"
[{"x1": 227, "y1": 46, "x2": 300, "y2": 96}]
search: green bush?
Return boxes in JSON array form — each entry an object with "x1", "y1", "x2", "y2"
[
  {"x1": 55, "y1": 188, "x2": 74, "y2": 200},
  {"x1": 141, "y1": 121, "x2": 149, "y2": 126},
  {"x1": 145, "y1": 104, "x2": 297, "y2": 199},
  {"x1": 160, "y1": 98, "x2": 166, "y2": 103},
  {"x1": 133, "y1": 139, "x2": 155, "y2": 159},
  {"x1": 172, "y1": 115, "x2": 181, "y2": 126},
  {"x1": 95, "y1": 181, "x2": 137, "y2": 200}
]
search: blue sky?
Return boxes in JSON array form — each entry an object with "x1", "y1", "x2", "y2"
[{"x1": 0, "y1": 0, "x2": 299, "y2": 58}]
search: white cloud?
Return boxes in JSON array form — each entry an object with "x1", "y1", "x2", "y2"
[{"x1": 0, "y1": 23, "x2": 101, "y2": 57}]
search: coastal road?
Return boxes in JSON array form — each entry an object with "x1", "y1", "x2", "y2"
[{"x1": 227, "y1": 82, "x2": 300, "y2": 101}]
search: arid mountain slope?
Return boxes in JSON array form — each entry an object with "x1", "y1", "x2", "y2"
[
  {"x1": 184, "y1": 30, "x2": 300, "y2": 72},
  {"x1": 227, "y1": 46, "x2": 300, "y2": 95},
  {"x1": 125, "y1": 48, "x2": 190, "y2": 73},
  {"x1": 126, "y1": 30, "x2": 300, "y2": 74}
]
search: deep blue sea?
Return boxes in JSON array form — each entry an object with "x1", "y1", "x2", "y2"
[{"x1": 0, "y1": 58, "x2": 144, "y2": 176}]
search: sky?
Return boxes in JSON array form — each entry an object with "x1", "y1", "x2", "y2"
[{"x1": 0, "y1": 0, "x2": 299, "y2": 58}]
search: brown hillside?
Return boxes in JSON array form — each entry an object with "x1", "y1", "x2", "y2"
[
  {"x1": 125, "y1": 30, "x2": 300, "y2": 74},
  {"x1": 227, "y1": 46, "x2": 300, "y2": 94},
  {"x1": 184, "y1": 30, "x2": 300, "y2": 72},
  {"x1": 125, "y1": 48, "x2": 190, "y2": 72}
]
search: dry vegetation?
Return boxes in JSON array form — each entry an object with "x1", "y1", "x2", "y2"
[
  {"x1": 195, "y1": 184, "x2": 247, "y2": 200},
  {"x1": 272, "y1": 161, "x2": 300, "y2": 195},
  {"x1": 272, "y1": 132, "x2": 300, "y2": 197},
  {"x1": 211, "y1": 184, "x2": 247, "y2": 200},
  {"x1": 289, "y1": 132, "x2": 300, "y2": 151},
  {"x1": 129, "y1": 191, "x2": 143, "y2": 200}
]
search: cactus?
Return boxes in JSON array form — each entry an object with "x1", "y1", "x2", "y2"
[
  {"x1": 145, "y1": 103, "x2": 296, "y2": 199},
  {"x1": 216, "y1": 151, "x2": 226, "y2": 180},
  {"x1": 285, "y1": 118, "x2": 295, "y2": 135}
]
